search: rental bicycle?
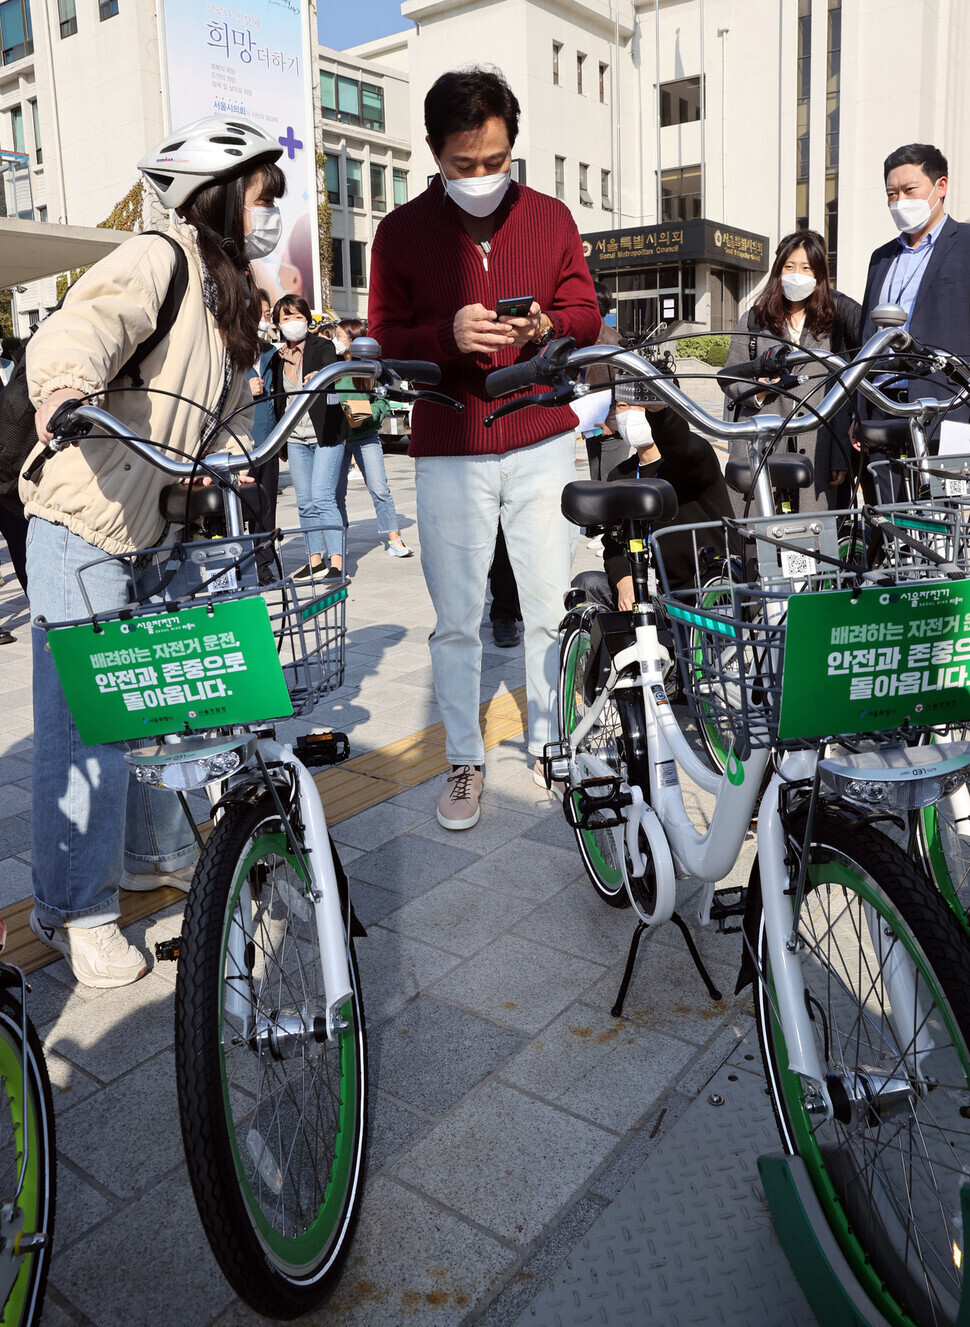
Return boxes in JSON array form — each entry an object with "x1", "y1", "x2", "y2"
[
  {"x1": 486, "y1": 327, "x2": 970, "y2": 1327},
  {"x1": 34, "y1": 343, "x2": 450, "y2": 1319}
]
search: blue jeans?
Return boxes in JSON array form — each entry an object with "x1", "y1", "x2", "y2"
[
  {"x1": 27, "y1": 518, "x2": 197, "y2": 928},
  {"x1": 415, "y1": 430, "x2": 576, "y2": 765},
  {"x1": 336, "y1": 436, "x2": 399, "y2": 536},
  {"x1": 287, "y1": 441, "x2": 344, "y2": 560}
]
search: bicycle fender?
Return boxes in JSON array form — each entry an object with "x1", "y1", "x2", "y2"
[{"x1": 623, "y1": 798, "x2": 676, "y2": 927}]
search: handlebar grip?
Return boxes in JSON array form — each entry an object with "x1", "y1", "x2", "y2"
[
  {"x1": 485, "y1": 356, "x2": 549, "y2": 399},
  {"x1": 49, "y1": 401, "x2": 90, "y2": 438},
  {"x1": 380, "y1": 360, "x2": 441, "y2": 387}
]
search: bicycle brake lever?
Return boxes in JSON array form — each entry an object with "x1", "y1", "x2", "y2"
[
  {"x1": 483, "y1": 384, "x2": 574, "y2": 429},
  {"x1": 384, "y1": 388, "x2": 463, "y2": 412}
]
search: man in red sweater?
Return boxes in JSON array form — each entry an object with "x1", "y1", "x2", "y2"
[{"x1": 369, "y1": 67, "x2": 600, "y2": 830}]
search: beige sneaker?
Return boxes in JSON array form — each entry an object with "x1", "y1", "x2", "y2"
[
  {"x1": 120, "y1": 865, "x2": 196, "y2": 893},
  {"x1": 436, "y1": 765, "x2": 483, "y2": 830},
  {"x1": 29, "y1": 911, "x2": 148, "y2": 988}
]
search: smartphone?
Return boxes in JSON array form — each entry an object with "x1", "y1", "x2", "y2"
[{"x1": 494, "y1": 295, "x2": 536, "y2": 319}]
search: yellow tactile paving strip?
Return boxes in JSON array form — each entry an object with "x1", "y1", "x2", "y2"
[{"x1": 2, "y1": 687, "x2": 528, "y2": 975}]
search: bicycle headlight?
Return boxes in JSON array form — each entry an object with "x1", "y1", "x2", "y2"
[
  {"x1": 820, "y1": 742, "x2": 970, "y2": 811},
  {"x1": 126, "y1": 734, "x2": 254, "y2": 791}
]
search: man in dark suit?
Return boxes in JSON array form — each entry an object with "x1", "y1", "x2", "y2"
[{"x1": 859, "y1": 143, "x2": 970, "y2": 443}]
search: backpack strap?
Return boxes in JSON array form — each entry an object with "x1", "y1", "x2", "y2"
[
  {"x1": 746, "y1": 308, "x2": 758, "y2": 361},
  {"x1": 120, "y1": 231, "x2": 190, "y2": 389}
]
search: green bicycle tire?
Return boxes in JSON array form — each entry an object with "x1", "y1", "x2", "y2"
[
  {"x1": 0, "y1": 996, "x2": 55, "y2": 1327},
  {"x1": 174, "y1": 795, "x2": 366, "y2": 1320},
  {"x1": 755, "y1": 813, "x2": 970, "y2": 1327}
]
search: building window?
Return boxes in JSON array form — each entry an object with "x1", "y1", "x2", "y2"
[
  {"x1": 29, "y1": 98, "x2": 41, "y2": 164},
  {"x1": 0, "y1": 0, "x2": 33, "y2": 63},
  {"x1": 56, "y1": 0, "x2": 75, "y2": 36},
  {"x1": 795, "y1": 0, "x2": 811, "y2": 230},
  {"x1": 38, "y1": 204, "x2": 46, "y2": 221},
  {"x1": 361, "y1": 82, "x2": 384, "y2": 132},
  {"x1": 660, "y1": 164, "x2": 701, "y2": 221},
  {"x1": 321, "y1": 72, "x2": 382, "y2": 130},
  {"x1": 345, "y1": 159, "x2": 363, "y2": 209},
  {"x1": 825, "y1": 0, "x2": 841, "y2": 281},
  {"x1": 331, "y1": 238, "x2": 344, "y2": 287},
  {"x1": 659, "y1": 76, "x2": 702, "y2": 127},
  {"x1": 554, "y1": 155, "x2": 565, "y2": 200},
  {"x1": 576, "y1": 52, "x2": 585, "y2": 95},
  {"x1": 10, "y1": 104, "x2": 24, "y2": 154},
  {"x1": 393, "y1": 167, "x2": 408, "y2": 207},
  {"x1": 599, "y1": 62, "x2": 608, "y2": 104},
  {"x1": 98, "y1": 0, "x2": 117, "y2": 19},
  {"x1": 552, "y1": 40, "x2": 561, "y2": 85},
  {"x1": 349, "y1": 240, "x2": 366, "y2": 289},
  {"x1": 578, "y1": 162, "x2": 593, "y2": 207},
  {"x1": 370, "y1": 162, "x2": 386, "y2": 213},
  {"x1": 324, "y1": 156, "x2": 340, "y2": 205},
  {"x1": 511, "y1": 158, "x2": 526, "y2": 184},
  {"x1": 600, "y1": 168, "x2": 611, "y2": 209}
]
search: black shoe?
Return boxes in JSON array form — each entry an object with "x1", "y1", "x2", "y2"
[
  {"x1": 257, "y1": 568, "x2": 277, "y2": 587},
  {"x1": 293, "y1": 562, "x2": 323, "y2": 580},
  {"x1": 492, "y1": 618, "x2": 520, "y2": 648},
  {"x1": 324, "y1": 566, "x2": 345, "y2": 581},
  {"x1": 0, "y1": 630, "x2": 13, "y2": 645}
]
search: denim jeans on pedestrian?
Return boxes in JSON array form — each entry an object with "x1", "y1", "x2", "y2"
[
  {"x1": 415, "y1": 430, "x2": 576, "y2": 767},
  {"x1": 26, "y1": 517, "x2": 198, "y2": 928},
  {"x1": 335, "y1": 436, "x2": 399, "y2": 536},
  {"x1": 286, "y1": 441, "x2": 344, "y2": 561}
]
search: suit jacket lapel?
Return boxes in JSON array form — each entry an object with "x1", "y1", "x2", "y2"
[{"x1": 910, "y1": 214, "x2": 958, "y2": 320}]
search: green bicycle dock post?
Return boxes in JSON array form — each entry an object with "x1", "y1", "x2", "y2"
[{"x1": 759, "y1": 1155, "x2": 970, "y2": 1326}]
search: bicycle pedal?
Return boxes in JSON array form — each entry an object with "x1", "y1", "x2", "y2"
[
  {"x1": 155, "y1": 937, "x2": 182, "y2": 962},
  {"x1": 563, "y1": 776, "x2": 631, "y2": 831},
  {"x1": 710, "y1": 887, "x2": 746, "y2": 934},
  {"x1": 295, "y1": 731, "x2": 350, "y2": 767},
  {"x1": 540, "y1": 741, "x2": 570, "y2": 790}
]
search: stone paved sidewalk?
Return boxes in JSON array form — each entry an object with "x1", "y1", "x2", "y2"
[{"x1": 0, "y1": 445, "x2": 788, "y2": 1327}]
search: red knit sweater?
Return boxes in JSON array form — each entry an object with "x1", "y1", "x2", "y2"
[{"x1": 368, "y1": 178, "x2": 601, "y2": 457}]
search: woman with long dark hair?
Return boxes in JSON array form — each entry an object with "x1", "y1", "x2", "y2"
[
  {"x1": 333, "y1": 319, "x2": 412, "y2": 558},
  {"x1": 21, "y1": 116, "x2": 287, "y2": 986},
  {"x1": 719, "y1": 229, "x2": 861, "y2": 510},
  {"x1": 266, "y1": 294, "x2": 343, "y2": 579}
]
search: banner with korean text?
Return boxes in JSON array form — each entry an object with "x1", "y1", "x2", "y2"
[{"x1": 157, "y1": 0, "x2": 320, "y2": 305}]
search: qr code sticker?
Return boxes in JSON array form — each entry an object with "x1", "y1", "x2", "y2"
[
  {"x1": 202, "y1": 566, "x2": 239, "y2": 595},
  {"x1": 944, "y1": 477, "x2": 970, "y2": 497},
  {"x1": 780, "y1": 547, "x2": 817, "y2": 579}
]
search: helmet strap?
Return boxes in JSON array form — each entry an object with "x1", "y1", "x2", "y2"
[{"x1": 220, "y1": 176, "x2": 241, "y2": 264}]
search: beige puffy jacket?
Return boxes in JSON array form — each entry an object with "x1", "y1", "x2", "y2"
[{"x1": 22, "y1": 219, "x2": 253, "y2": 556}]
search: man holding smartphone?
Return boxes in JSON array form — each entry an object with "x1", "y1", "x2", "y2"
[{"x1": 369, "y1": 66, "x2": 600, "y2": 830}]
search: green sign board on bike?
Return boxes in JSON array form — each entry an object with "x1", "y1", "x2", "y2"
[
  {"x1": 46, "y1": 597, "x2": 293, "y2": 745},
  {"x1": 779, "y1": 578, "x2": 970, "y2": 740}
]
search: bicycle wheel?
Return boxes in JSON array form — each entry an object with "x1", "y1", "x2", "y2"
[
  {"x1": 558, "y1": 623, "x2": 647, "y2": 907},
  {"x1": 755, "y1": 812, "x2": 970, "y2": 1326},
  {"x1": 916, "y1": 735, "x2": 970, "y2": 936},
  {"x1": 175, "y1": 794, "x2": 366, "y2": 1320},
  {"x1": 0, "y1": 995, "x2": 55, "y2": 1327}
]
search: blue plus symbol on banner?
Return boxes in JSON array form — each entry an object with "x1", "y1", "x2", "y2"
[{"x1": 278, "y1": 127, "x2": 303, "y2": 159}]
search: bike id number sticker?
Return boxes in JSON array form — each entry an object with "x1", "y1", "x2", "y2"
[{"x1": 655, "y1": 760, "x2": 678, "y2": 788}]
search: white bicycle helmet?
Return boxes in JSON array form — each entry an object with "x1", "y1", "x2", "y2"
[{"x1": 138, "y1": 116, "x2": 284, "y2": 210}]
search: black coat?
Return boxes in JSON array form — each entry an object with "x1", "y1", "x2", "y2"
[
  {"x1": 859, "y1": 214, "x2": 970, "y2": 428},
  {"x1": 266, "y1": 333, "x2": 344, "y2": 444},
  {"x1": 603, "y1": 407, "x2": 733, "y2": 592}
]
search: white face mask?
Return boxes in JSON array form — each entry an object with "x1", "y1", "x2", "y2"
[
  {"x1": 334, "y1": 337, "x2": 351, "y2": 355},
  {"x1": 889, "y1": 184, "x2": 941, "y2": 234},
  {"x1": 438, "y1": 163, "x2": 511, "y2": 218},
  {"x1": 616, "y1": 408, "x2": 653, "y2": 448},
  {"x1": 279, "y1": 318, "x2": 308, "y2": 343},
  {"x1": 258, "y1": 319, "x2": 275, "y2": 337},
  {"x1": 780, "y1": 272, "x2": 817, "y2": 302},
  {"x1": 243, "y1": 204, "x2": 282, "y2": 260}
]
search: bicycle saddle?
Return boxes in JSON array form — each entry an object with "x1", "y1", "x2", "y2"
[
  {"x1": 725, "y1": 454, "x2": 814, "y2": 497},
  {"x1": 159, "y1": 482, "x2": 226, "y2": 525},
  {"x1": 561, "y1": 479, "x2": 678, "y2": 527},
  {"x1": 857, "y1": 418, "x2": 911, "y2": 453}
]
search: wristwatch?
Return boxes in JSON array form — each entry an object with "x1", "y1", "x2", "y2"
[{"x1": 535, "y1": 317, "x2": 556, "y2": 347}]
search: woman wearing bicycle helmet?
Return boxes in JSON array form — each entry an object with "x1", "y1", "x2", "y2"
[
  {"x1": 718, "y1": 229, "x2": 861, "y2": 511},
  {"x1": 23, "y1": 116, "x2": 286, "y2": 987}
]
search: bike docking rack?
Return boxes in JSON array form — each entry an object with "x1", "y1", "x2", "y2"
[{"x1": 653, "y1": 512, "x2": 970, "y2": 1327}]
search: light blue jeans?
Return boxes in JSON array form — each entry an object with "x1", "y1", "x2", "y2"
[
  {"x1": 27, "y1": 518, "x2": 198, "y2": 928},
  {"x1": 336, "y1": 436, "x2": 399, "y2": 536},
  {"x1": 415, "y1": 430, "x2": 576, "y2": 766},
  {"x1": 287, "y1": 441, "x2": 344, "y2": 560}
]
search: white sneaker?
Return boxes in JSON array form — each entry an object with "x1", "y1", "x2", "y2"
[
  {"x1": 29, "y1": 911, "x2": 148, "y2": 988},
  {"x1": 532, "y1": 758, "x2": 565, "y2": 801},
  {"x1": 586, "y1": 534, "x2": 605, "y2": 553},
  {"x1": 386, "y1": 538, "x2": 413, "y2": 558},
  {"x1": 119, "y1": 865, "x2": 196, "y2": 893}
]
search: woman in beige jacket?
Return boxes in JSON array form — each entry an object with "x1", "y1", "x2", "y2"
[{"x1": 24, "y1": 116, "x2": 287, "y2": 988}]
